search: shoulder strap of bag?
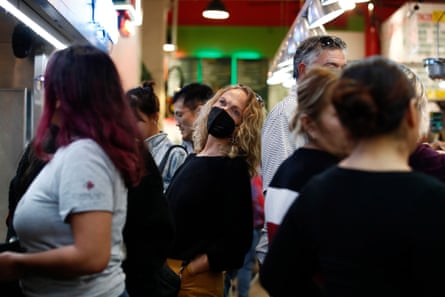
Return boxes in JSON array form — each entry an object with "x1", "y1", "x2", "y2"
[{"x1": 158, "y1": 144, "x2": 187, "y2": 174}]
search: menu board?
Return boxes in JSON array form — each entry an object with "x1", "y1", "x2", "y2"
[
  {"x1": 168, "y1": 57, "x2": 269, "y2": 102},
  {"x1": 201, "y1": 58, "x2": 232, "y2": 90},
  {"x1": 381, "y1": 3, "x2": 445, "y2": 100}
]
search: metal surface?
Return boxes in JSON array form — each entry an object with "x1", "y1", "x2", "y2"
[{"x1": 0, "y1": 88, "x2": 29, "y2": 241}]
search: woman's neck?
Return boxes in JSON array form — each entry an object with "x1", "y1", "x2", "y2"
[
  {"x1": 198, "y1": 136, "x2": 229, "y2": 156},
  {"x1": 339, "y1": 136, "x2": 412, "y2": 171}
]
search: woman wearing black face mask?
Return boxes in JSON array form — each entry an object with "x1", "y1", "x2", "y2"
[{"x1": 165, "y1": 84, "x2": 264, "y2": 297}]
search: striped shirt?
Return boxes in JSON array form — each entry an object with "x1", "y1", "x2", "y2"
[{"x1": 261, "y1": 85, "x2": 305, "y2": 191}]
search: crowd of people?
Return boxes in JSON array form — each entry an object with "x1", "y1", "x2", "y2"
[{"x1": 1, "y1": 34, "x2": 445, "y2": 297}]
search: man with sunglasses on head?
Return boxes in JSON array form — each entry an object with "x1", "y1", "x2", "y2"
[
  {"x1": 261, "y1": 35, "x2": 347, "y2": 193},
  {"x1": 257, "y1": 35, "x2": 347, "y2": 265}
]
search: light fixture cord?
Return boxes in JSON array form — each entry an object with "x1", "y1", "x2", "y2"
[{"x1": 437, "y1": 10, "x2": 445, "y2": 57}]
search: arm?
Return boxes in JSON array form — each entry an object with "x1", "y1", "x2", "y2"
[
  {"x1": 164, "y1": 146, "x2": 188, "y2": 190},
  {"x1": 0, "y1": 211, "x2": 111, "y2": 280}
]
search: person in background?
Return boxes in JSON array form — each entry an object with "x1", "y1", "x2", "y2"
[
  {"x1": 166, "y1": 84, "x2": 264, "y2": 297},
  {"x1": 173, "y1": 82, "x2": 214, "y2": 153},
  {"x1": 122, "y1": 144, "x2": 175, "y2": 297},
  {"x1": 261, "y1": 35, "x2": 347, "y2": 192},
  {"x1": 127, "y1": 81, "x2": 187, "y2": 190},
  {"x1": 402, "y1": 63, "x2": 445, "y2": 182},
  {"x1": 260, "y1": 56, "x2": 445, "y2": 297},
  {"x1": 264, "y1": 67, "x2": 350, "y2": 248},
  {"x1": 0, "y1": 44, "x2": 143, "y2": 297}
]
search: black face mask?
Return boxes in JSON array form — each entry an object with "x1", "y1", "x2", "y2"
[{"x1": 207, "y1": 106, "x2": 236, "y2": 138}]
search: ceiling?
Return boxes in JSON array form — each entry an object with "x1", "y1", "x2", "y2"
[{"x1": 174, "y1": 0, "x2": 445, "y2": 27}]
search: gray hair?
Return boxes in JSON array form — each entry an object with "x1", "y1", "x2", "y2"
[{"x1": 293, "y1": 35, "x2": 347, "y2": 79}]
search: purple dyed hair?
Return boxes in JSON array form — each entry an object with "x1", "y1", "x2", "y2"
[{"x1": 34, "y1": 44, "x2": 143, "y2": 186}]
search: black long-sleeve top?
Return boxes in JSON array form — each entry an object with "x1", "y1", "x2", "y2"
[
  {"x1": 166, "y1": 154, "x2": 253, "y2": 272},
  {"x1": 261, "y1": 167, "x2": 445, "y2": 297}
]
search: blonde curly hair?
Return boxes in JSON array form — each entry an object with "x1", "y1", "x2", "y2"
[{"x1": 193, "y1": 84, "x2": 265, "y2": 177}]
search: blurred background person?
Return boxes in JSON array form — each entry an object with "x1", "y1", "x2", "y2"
[
  {"x1": 173, "y1": 82, "x2": 214, "y2": 153},
  {"x1": 260, "y1": 56, "x2": 445, "y2": 297},
  {"x1": 166, "y1": 84, "x2": 264, "y2": 297},
  {"x1": 402, "y1": 64, "x2": 445, "y2": 183},
  {"x1": 0, "y1": 44, "x2": 143, "y2": 297},
  {"x1": 127, "y1": 81, "x2": 187, "y2": 190},
  {"x1": 122, "y1": 142, "x2": 175, "y2": 297}
]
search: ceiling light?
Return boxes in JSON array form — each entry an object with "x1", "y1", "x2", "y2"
[
  {"x1": 0, "y1": 0, "x2": 67, "y2": 49},
  {"x1": 339, "y1": 0, "x2": 356, "y2": 10},
  {"x1": 202, "y1": 0, "x2": 229, "y2": 20},
  {"x1": 308, "y1": 0, "x2": 344, "y2": 29},
  {"x1": 293, "y1": 17, "x2": 326, "y2": 44},
  {"x1": 321, "y1": 0, "x2": 338, "y2": 5}
]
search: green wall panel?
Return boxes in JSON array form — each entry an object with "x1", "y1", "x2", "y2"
[{"x1": 176, "y1": 26, "x2": 289, "y2": 58}]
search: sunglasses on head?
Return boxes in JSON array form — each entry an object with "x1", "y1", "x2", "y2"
[
  {"x1": 318, "y1": 36, "x2": 347, "y2": 49},
  {"x1": 236, "y1": 84, "x2": 264, "y2": 106}
]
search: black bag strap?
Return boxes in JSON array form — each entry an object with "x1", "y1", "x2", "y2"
[{"x1": 158, "y1": 145, "x2": 187, "y2": 174}]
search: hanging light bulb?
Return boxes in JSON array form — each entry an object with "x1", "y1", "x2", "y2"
[
  {"x1": 339, "y1": 0, "x2": 356, "y2": 10},
  {"x1": 202, "y1": 0, "x2": 229, "y2": 20},
  {"x1": 321, "y1": 0, "x2": 339, "y2": 5}
]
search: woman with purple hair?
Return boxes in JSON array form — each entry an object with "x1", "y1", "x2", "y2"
[{"x1": 0, "y1": 44, "x2": 144, "y2": 297}]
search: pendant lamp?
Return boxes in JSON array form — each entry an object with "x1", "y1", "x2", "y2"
[{"x1": 202, "y1": 0, "x2": 229, "y2": 20}]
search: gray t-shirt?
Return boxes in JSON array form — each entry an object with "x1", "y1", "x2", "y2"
[{"x1": 14, "y1": 139, "x2": 127, "y2": 297}]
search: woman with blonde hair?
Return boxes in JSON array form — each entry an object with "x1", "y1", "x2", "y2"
[{"x1": 165, "y1": 84, "x2": 264, "y2": 297}]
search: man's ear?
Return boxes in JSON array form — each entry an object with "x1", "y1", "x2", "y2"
[
  {"x1": 154, "y1": 111, "x2": 160, "y2": 122},
  {"x1": 194, "y1": 105, "x2": 202, "y2": 115},
  {"x1": 297, "y1": 62, "x2": 307, "y2": 79}
]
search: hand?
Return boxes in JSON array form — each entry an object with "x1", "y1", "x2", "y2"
[
  {"x1": 429, "y1": 141, "x2": 445, "y2": 151},
  {"x1": 187, "y1": 254, "x2": 209, "y2": 276},
  {"x1": 0, "y1": 252, "x2": 23, "y2": 281}
]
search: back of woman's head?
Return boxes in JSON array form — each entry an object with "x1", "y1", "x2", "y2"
[
  {"x1": 290, "y1": 67, "x2": 339, "y2": 136},
  {"x1": 332, "y1": 56, "x2": 416, "y2": 139},
  {"x1": 35, "y1": 44, "x2": 143, "y2": 186},
  {"x1": 126, "y1": 81, "x2": 160, "y2": 119}
]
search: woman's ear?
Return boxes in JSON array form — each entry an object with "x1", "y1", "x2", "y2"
[
  {"x1": 406, "y1": 98, "x2": 419, "y2": 129},
  {"x1": 300, "y1": 113, "x2": 316, "y2": 140}
]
